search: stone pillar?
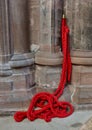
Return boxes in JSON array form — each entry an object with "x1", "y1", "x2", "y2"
[
  {"x1": 0, "y1": 0, "x2": 35, "y2": 113},
  {"x1": 29, "y1": 0, "x2": 40, "y2": 46},
  {"x1": 0, "y1": 0, "x2": 12, "y2": 76},
  {"x1": 0, "y1": 0, "x2": 13, "y2": 112},
  {"x1": 35, "y1": 0, "x2": 63, "y2": 92},
  {"x1": 64, "y1": 0, "x2": 92, "y2": 110}
]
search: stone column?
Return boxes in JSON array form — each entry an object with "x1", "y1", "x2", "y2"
[
  {"x1": 9, "y1": 0, "x2": 35, "y2": 110},
  {"x1": 64, "y1": 0, "x2": 92, "y2": 110},
  {"x1": 0, "y1": 0, "x2": 12, "y2": 76},
  {"x1": 34, "y1": 0, "x2": 63, "y2": 92},
  {"x1": 0, "y1": 0, "x2": 35, "y2": 113},
  {"x1": 0, "y1": 0, "x2": 13, "y2": 112},
  {"x1": 29, "y1": 0, "x2": 40, "y2": 46}
]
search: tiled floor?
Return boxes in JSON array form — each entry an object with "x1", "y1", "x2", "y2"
[{"x1": 0, "y1": 111, "x2": 92, "y2": 130}]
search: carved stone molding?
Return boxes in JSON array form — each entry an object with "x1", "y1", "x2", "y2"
[
  {"x1": 71, "y1": 50, "x2": 92, "y2": 65},
  {"x1": 35, "y1": 51, "x2": 62, "y2": 65}
]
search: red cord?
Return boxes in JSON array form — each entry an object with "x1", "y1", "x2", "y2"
[{"x1": 14, "y1": 17, "x2": 74, "y2": 122}]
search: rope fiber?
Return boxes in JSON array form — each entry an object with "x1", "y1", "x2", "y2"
[{"x1": 14, "y1": 16, "x2": 74, "y2": 122}]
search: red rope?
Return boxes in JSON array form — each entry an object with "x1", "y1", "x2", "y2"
[{"x1": 14, "y1": 17, "x2": 74, "y2": 122}]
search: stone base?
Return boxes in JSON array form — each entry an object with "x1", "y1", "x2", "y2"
[
  {"x1": 35, "y1": 65, "x2": 61, "y2": 92},
  {"x1": 0, "y1": 64, "x2": 36, "y2": 113},
  {"x1": 0, "y1": 87, "x2": 36, "y2": 115},
  {"x1": 69, "y1": 65, "x2": 92, "y2": 108}
]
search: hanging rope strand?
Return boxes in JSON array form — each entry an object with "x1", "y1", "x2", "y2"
[
  {"x1": 14, "y1": 16, "x2": 74, "y2": 123},
  {"x1": 53, "y1": 17, "x2": 71, "y2": 98}
]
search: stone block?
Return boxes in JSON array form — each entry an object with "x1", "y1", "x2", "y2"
[
  {"x1": 36, "y1": 65, "x2": 61, "y2": 92},
  {"x1": 0, "y1": 79, "x2": 13, "y2": 91},
  {"x1": 30, "y1": 7, "x2": 40, "y2": 30},
  {"x1": 0, "y1": 94, "x2": 13, "y2": 102},
  {"x1": 29, "y1": 0, "x2": 40, "y2": 46},
  {"x1": 11, "y1": 67, "x2": 35, "y2": 90},
  {"x1": 71, "y1": 65, "x2": 92, "y2": 85},
  {"x1": 12, "y1": 74, "x2": 26, "y2": 90},
  {"x1": 0, "y1": 102, "x2": 23, "y2": 110},
  {"x1": 71, "y1": 85, "x2": 92, "y2": 104},
  {"x1": 12, "y1": 90, "x2": 29, "y2": 101},
  {"x1": 70, "y1": 65, "x2": 92, "y2": 105}
]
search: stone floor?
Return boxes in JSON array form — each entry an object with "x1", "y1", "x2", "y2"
[
  {"x1": 80, "y1": 117, "x2": 92, "y2": 130},
  {"x1": 0, "y1": 111, "x2": 92, "y2": 130}
]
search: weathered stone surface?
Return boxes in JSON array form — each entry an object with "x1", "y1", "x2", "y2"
[
  {"x1": 69, "y1": 65, "x2": 92, "y2": 105},
  {"x1": 29, "y1": 0, "x2": 40, "y2": 45},
  {"x1": 0, "y1": 80, "x2": 13, "y2": 91},
  {"x1": 40, "y1": 0, "x2": 63, "y2": 52},
  {"x1": 64, "y1": 0, "x2": 92, "y2": 50},
  {"x1": 36, "y1": 65, "x2": 61, "y2": 91},
  {"x1": 12, "y1": 67, "x2": 35, "y2": 89},
  {"x1": 9, "y1": 0, "x2": 30, "y2": 53},
  {"x1": 0, "y1": 102, "x2": 23, "y2": 110},
  {"x1": 71, "y1": 85, "x2": 92, "y2": 104},
  {"x1": 71, "y1": 66, "x2": 92, "y2": 85}
]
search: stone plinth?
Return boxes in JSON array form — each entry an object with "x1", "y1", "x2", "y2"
[
  {"x1": 36, "y1": 65, "x2": 61, "y2": 93},
  {"x1": 70, "y1": 58, "x2": 92, "y2": 105}
]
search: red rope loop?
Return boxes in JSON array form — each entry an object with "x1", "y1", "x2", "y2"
[
  {"x1": 14, "y1": 17, "x2": 74, "y2": 122},
  {"x1": 14, "y1": 92, "x2": 74, "y2": 122}
]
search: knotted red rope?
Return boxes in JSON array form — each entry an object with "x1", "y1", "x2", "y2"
[{"x1": 14, "y1": 16, "x2": 74, "y2": 122}]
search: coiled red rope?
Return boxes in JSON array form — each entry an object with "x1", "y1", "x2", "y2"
[{"x1": 14, "y1": 16, "x2": 74, "y2": 122}]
